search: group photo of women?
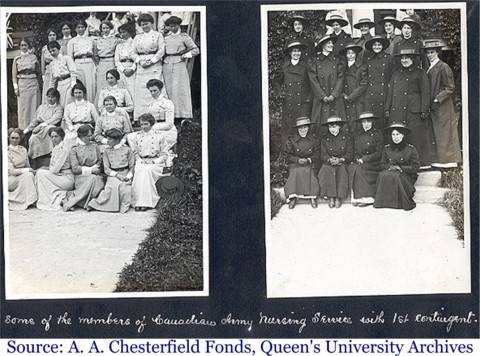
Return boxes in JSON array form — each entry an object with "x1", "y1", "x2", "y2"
[
  {"x1": 268, "y1": 7, "x2": 464, "y2": 211},
  {"x1": 6, "y1": 10, "x2": 201, "y2": 213}
]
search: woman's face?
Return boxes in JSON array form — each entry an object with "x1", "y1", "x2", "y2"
[
  {"x1": 391, "y1": 129, "x2": 404, "y2": 144},
  {"x1": 400, "y1": 55, "x2": 413, "y2": 68},
  {"x1": 346, "y1": 49, "x2": 356, "y2": 61},
  {"x1": 107, "y1": 137, "x2": 120, "y2": 147},
  {"x1": 372, "y1": 41, "x2": 383, "y2": 54},
  {"x1": 79, "y1": 130, "x2": 93, "y2": 144},
  {"x1": 20, "y1": 41, "x2": 29, "y2": 53},
  {"x1": 48, "y1": 31, "x2": 57, "y2": 42},
  {"x1": 323, "y1": 40, "x2": 334, "y2": 53},
  {"x1": 140, "y1": 120, "x2": 153, "y2": 132},
  {"x1": 331, "y1": 22, "x2": 341, "y2": 34},
  {"x1": 106, "y1": 73, "x2": 118, "y2": 86},
  {"x1": 61, "y1": 24, "x2": 71, "y2": 37},
  {"x1": 297, "y1": 124, "x2": 309, "y2": 137},
  {"x1": 293, "y1": 20, "x2": 303, "y2": 33},
  {"x1": 140, "y1": 21, "x2": 152, "y2": 33},
  {"x1": 48, "y1": 47, "x2": 60, "y2": 58},
  {"x1": 148, "y1": 85, "x2": 161, "y2": 99},
  {"x1": 384, "y1": 22, "x2": 394, "y2": 34},
  {"x1": 360, "y1": 24, "x2": 370, "y2": 35},
  {"x1": 361, "y1": 119, "x2": 373, "y2": 132},
  {"x1": 119, "y1": 29, "x2": 130, "y2": 40},
  {"x1": 73, "y1": 88, "x2": 85, "y2": 101},
  {"x1": 104, "y1": 99, "x2": 116, "y2": 113},
  {"x1": 50, "y1": 131, "x2": 63, "y2": 146},
  {"x1": 402, "y1": 24, "x2": 412, "y2": 38},
  {"x1": 9, "y1": 132, "x2": 21, "y2": 146},
  {"x1": 76, "y1": 24, "x2": 86, "y2": 36},
  {"x1": 167, "y1": 23, "x2": 180, "y2": 33},
  {"x1": 328, "y1": 124, "x2": 340, "y2": 136},
  {"x1": 290, "y1": 48, "x2": 302, "y2": 61},
  {"x1": 426, "y1": 49, "x2": 439, "y2": 63},
  {"x1": 46, "y1": 92, "x2": 58, "y2": 105},
  {"x1": 101, "y1": 24, "x2": 111, "y2": 36}
]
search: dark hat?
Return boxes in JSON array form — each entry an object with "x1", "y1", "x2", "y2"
[
  {"x1": 339, "y1": 42, "x2": 363, "y2": 55},
  {"x1": 155, "y1": 175, "x2": 185, "y2": 200},
  {"x1": 355, "y1": 111, "x2": 380, "y2": 121},
  {"x1": 398, "y1": 17, "x2": 420, "y2": 30},
  {"x1": 292, "y1": 116, "x2": 312, "y2": 128},
  {"x1": 353, "y1": 18, "x2": 375, "y2": 29},
  {"x1": 315, "y1": 34, "x2": 337, "y2": 50},
  {"x1": 284, "y1": 40, "x2": 307, "y2": 54},
  {"x1": 325, "y1": 14, "x2": 348, "y2": 27},
  {"x1": 395, "y1": 47, "x2": 420, "y2": 56},
  {"x1": 378, "y1": 16, "x2": 400, "y2": 28},
  {"x1": 321, "y1": 115, "x2": 346, "y2": 126},
  {"x1": 365, "y1": 35, "x2": 390, "y2": 52},
  {"x1": 423, "y1": 38, "x2": 447, "y2": 50},
  {"x1": 288, "y1": 14, "x2": 308, "y2": 26},
  {"x1": 164, "y1": 16, "x2": 182, "y2": 26},
  {"x1": 384, "y1": 122, "x2": 410, "y2": 132}
]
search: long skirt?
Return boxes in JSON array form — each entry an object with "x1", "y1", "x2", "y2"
[
  {"x1": 132, "y1": 162, "x2": 168, "y2": 208},
  {"x1": 408, "y1": 114, "x2": 436, "y2": 167},
  {"x1": 349, "y1": 162, "x2": 381, "y2": 199},
  {"x1": 152, "y1": 126, "x2": 177, "y2": 148},
  {"x1": 318, "y1": 164, "x2": 349, "y2": 199},
  {"x1": 8, "y1": 172, "x2": 37, "y2": 210},
  {"x1": 119, "y1": 62, "x2": 136, "y2": 105},
  {"x1": 163, "y1": 61, "x2": 192, "y2": 118},
  {"x1": 62, "y1": 174, "x2": 105, "y2": 211},
  {"x1": 134, "y1": 60, "x2": 163, "y2": 118},
  {"x1": 28, "y1": 125, "x2": 54, "y2": 159},
  {"x1": 284, "y1": 164, "x2": 319, "y2": 202},
  {"x1": 95, "y1": 58, "x2": 115, "y2": 104},
  {"x1": 56, "y1": 77, "x2": 73, "y2": 108},
  {"x1": 374, "y1": 171, "x2": 417, "y2": 211},
  {"x1": 42, "y1": 67, "x2": 52, "y2": 104},
  {"x1": 75, "y1": 58, "x2": 96, "y2": 103},
  {"x1": 17, "y1": 78, "x2": 41, "y2": 129},
  {"x1": 431, "y1": 102, "x2": 462, "y2": 167},
  {"x1": 88, "y1": 173, "x2": 132, "y2": 213},
  {"x1": 35, "y1": 169, "x2": 74, "y2": 210}
]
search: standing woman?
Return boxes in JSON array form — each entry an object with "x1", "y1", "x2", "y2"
[
  {"x1": 133, "y1": 13, "x2": 165, "y2": 117},
  {"x1": 309, "y1": 35, "x2": 346, "y2": 126},
  {"x1": 47, "y1": 41, "x2": 77, "y2": 108},
  {"x1": 273, "y1": 40, "x2": 312, "y2": 144},
  {"x1": 163, "y1": 16, "x2": 199, "y2": 121},
  {"x1": 378, "y1": 16, "x2": 401, "y2": 55},
  {"x1": 385, "y1": 48, "x2": 434, "y2": 168},
  {"x1": 67, "y1": 20, "x2": 96, "y2": 103},
  {"x1": 352, "y1": 18, "x2": 374, "y2": 63},
  {"x1": 12, "y1": 38, "x2": 41, "y2": 130},
  {"x1": 424, "y1": 39, "x2": 462, "y2": 168},
  {"x1": 326, "y1": 14, "x2": 352, "y2": 55},
  {"x1": 115, "y1": 23, "x2": 137, "y2": 105},
  {"x1": 284, "y1": 117, "x2": 320, "y2": 209},
  {"x1": 374, "y1": 123, "x2": 419, "y2": 211},
  {"x1": 392, "y1": 17, "x2": 424, "y2": 69},
  {"x1": 57, "y1": 22, "x2": 73, "y2": 55},
  {"x1": 8, "y1": 128, "x2": 37, "y2": 210},
  {"x1": 40, "y1": 28, "x2": 58, "y2": 104},
  {"x1": 94, "y1": 20, "x2": 119, "y2": 104},
  {"x1": 349, "y1": 112, "x2": 383, "y2": 207},
  {"x1": 97, "y1": 69, "x2": 134, "y2": 115},
  {"x1": 363, "y1": 35, "x2": 392, "y2": 128},
  {"x1": 285, "y1": 14, "x2": 315, "y2": 59},
  {"x1": 35, "y1": 127, "x2": 74, "y2": 210}
]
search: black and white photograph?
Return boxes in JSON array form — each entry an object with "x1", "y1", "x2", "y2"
[
  {"x1": 1, "y1": 6, "x2": 208, "y2": 299},
  {"x1": 262, "y1": 3, "x2": 470, "y2": 298}
]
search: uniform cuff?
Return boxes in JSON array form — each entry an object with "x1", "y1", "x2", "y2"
[{"x1": 81, "y1": 166, "x2": 92, "y2": 175}]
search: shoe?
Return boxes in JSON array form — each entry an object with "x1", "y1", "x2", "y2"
[
  {"x1": 352, "y1": 202, "x2": 359, "y2": 207},
  {"x1": 288, "y1": 199, "x2": 296, "y2": 209},
  {"x1": 357, "y1": 203, "x2": 371, "y2": 207},
  {"x1": 335, "y1": 198, "x2": 342, "y2": 208},
  {"x1": 134, "y1": 207, "x2": 142, "y2": 212},
  {"x1": 328, "y1": 198, "x2": 335, "y2": 208},
  {"x1": 311, "y1": 198, "x2": 318, "y2": 208}
]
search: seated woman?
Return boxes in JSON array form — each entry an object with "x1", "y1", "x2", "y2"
[
  {"x1": 88, "y1": 128, "x2": 134, "y2": 213},
  {"x1": 146, "y1": 79, "x2": 177, "y2": 150},
  {"x1": 318, "y1": 116, "x2": 353, "y2": 208},
  {"x1": 62, "y1": 124, "x2": 104, "y2": 211},
  {"x1": 284, "y1": 117, "x2": 320, "y2": 209},
  {"x1": 8, "y1": 128, "x2": 37, "y2": 210},
  {"x1": 23, "y1": 88, "x2": 64, "y2": 169},
  {"x1": 127, "y1": 113, "x2": 170, "y2": 211},
  {"x1": 94, "y1": 95, "x2": 133, "y2": 148},
  {"x1": 36, "y1": 127, "x2": 74, "y2": 210},
  {"x1": 97, "y1": 69, "x2": 134, "y2": 116},
  {"x1": 348, "y1": 112, "x2": 383, "y2": 207},
  {"x1": 374, "y1": 123, "x2": 419, "y2": 211}
]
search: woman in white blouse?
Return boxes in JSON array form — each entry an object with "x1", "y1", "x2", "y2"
[
  {"x1": 47, "y1": 40, "x2": 77, "y2": 108},
  {"x1": 146, "y1": 79, "x2": 176, "y2": 149},
  {"x1": 94, "y1": 20, "x2": 119, "y2": 104},
  {"x1": 115, "y1": 23, "x2": 137, "y2": 116}
]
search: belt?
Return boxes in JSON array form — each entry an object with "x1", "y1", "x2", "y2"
[
  {"x1": 17, "y1": 69, "x2": 37, "y2": 75},
  {"x1": 120, "y1": 59, "x2": 134, "y2": 63},
  {"x1": 57, "y1": 73, "x2": 71, "y2": 80},
  {"x1": 17, "y1": 74, "x2": 37, "y2": 79},
  {"x1": 99, "y1": 56, "x2": 114, "y2": 59},
  {"x1": 138, "y1": 51, "x2": 157, "y2": 55},
  {"x1": 74, "y1": 54, "x2": 93, "y2": 59},
  {"x1": 111, "y1": 167, "x2": 129, "y2": 171}
]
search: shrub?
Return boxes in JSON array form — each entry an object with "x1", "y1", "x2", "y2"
[
  {"x1": 440, "y1": 167, "x2": 464, "y2": 240},
  {"x1": 271, "y1": 188, "x2": 285, "y2": 219}
]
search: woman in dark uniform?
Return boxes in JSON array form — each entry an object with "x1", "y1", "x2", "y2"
[
  {"x1": 393, "y1": 17, "x2": 425, "y2": 68},
  {"x1": 285, "y1": 14, "x2": 315, "y2": 59},
  {"x1": 318, "y1": 115, "x2": 353, "y2": 208},
  {"x1": 326, "y1": 14, "x2": 351, "y2": 56},
  {"x1": 378, "y1": 16, "x2": 401, "y2": 55},
  {"x1": 385, "y1": 48, "x2": 434, "y2": 168},
  {"x1": 284, "y1": 117, "x2": 320, "y2": 209},
  {"x1": 349, "y1": 111, "x2": 383, "y2": 207},
  {"x1": 363, "y1": 35, "x2": 393, "y2": 129},
  {"x1": 353, "y1": 17, "x2": 374, "y2": 63},
  {"x1": 274, "y1": 40, "x2": 312, "y2": 145},
  {"x1": 374, "y1": 123, "x2": 419, "y2": 211}
]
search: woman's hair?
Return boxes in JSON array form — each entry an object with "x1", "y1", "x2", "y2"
[
  {"x1": 103, "y1": 95, "x2": 118, "y2": 106},
  {"x1": 146, "y1": 79, "x2": 163, "y2": 90},
  {"x1": 105, "y1": 128, "x2": 124, "y2": 140},
  {"x1": 8, "y1": 128, "x2": 23, "y2": 140},
  {"x1": 46, "y1": 28, "x2": 58, "y2": 39},
  {"x1": 100, "y1": 20, "x2": 114, "y2": 30},
  {"x1": 137, "y1": 13, "x2": 155, "y2": 25},
  {"x1": 60, "y1": 21, "x2": 72, "y2": 31},
  {"x1": 47, "y1": 40, "x2": 61, "y2": 51},
  {"x1": 75, "y1": 20, "x2": 88, "y2": 29},
  {"x1": 21, "y1": 37, "x2": 33, "y2": 48},
  {"x1": 77, "y1": 124, "x2": 93, "y2": 138},
  {"x1": 118, "y1": 23, "x2": 135, "y2": 38},
  {"x1": 46, "y1": 88, "x2": 61, "y2": 100},
  {"x1": 71, "y1": 82, "x2": 87, "y2": 97},
  {"x1": 138, "y1": 113, "x2": 155, "y2": 126},
  {"x1": 106, "y1": 69, "x2": 120, "y2": 80},
  {"x1": 48, "y1": 126, "x2": 65, "y2": 139}
]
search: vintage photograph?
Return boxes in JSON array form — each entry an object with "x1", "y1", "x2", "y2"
[
  {"x1": 1, "y1": 6, "x2": 208, "y2": 299},
  {"x1": 262, "y1": 3, "x2": 470, "y2": 298}
]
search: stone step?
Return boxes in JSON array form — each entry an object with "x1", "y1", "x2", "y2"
[{"x1": 416, "y1": 171, "x2": 442, "y2": 187}]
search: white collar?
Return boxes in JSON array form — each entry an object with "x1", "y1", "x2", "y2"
[
  {"x1": 75, "y1": 99, "x2": 86, "y2": 105},
  {"x1": 347, "y1": 59, "x2": 355, "y2": 67},
  {"x1": 108, "y1": 84, "x2": 118, "y2": 89},
  {"x1": 429, "y1": 57, "x2": 440, "y2": 69},
  {"x1": 114, "y1": 143, "x2": 123, "y2": 149},
  {"x1": 322, "y1": 51, "x2": 330, "y2": 56},
  {"x1": 47, "y1": 102, "x2": 57, "y2": 108},
  {"x1": 291, "y1": 58, "x2": 300, "y2": 65},
  {"x1": 106, "y1": 111, "x2": 116, "y2": 116},
  {"x1": 62, "y1": 35, "x2": 72, "y2": 40},
  {"x1": 77, "y1": 138, "x2": 86, "y2": 145}
]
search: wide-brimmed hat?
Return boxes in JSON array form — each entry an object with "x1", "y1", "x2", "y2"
[
  {"x1": 284, "y1": 40, "x2": 307, "y2": 54},
  {"x1": 355, "y1": 111, "x2": 380, "y2": 122},
  {"x1": 339, "y1": 42, "x2": 363, "y2": 55},
  {"x1": 315, "y1": 34, "x2": 337, "y2": 50},
  {"x1": 378, "y1": 16, "x2": 400, "y2": 28},
  {"x1": 292, "y1": 116, "x2": 313, "y2": 128},
  {"x1": 321, "y1": 116, "x2": 346, "y2": 126},
  {"x1": 365, "y1": 35, "x2": 390, "y2": 52},
  {"x1": 395, "y1": 48, "x2": 420, "y2": 56},
  {"x1": 384, "y1": 122, "x2": 410, "y2": 132},
  {"x1": 353, "y1": 18, "x2": 375, "y2": 29},
  {"x1": 398, "y1": 16, "x2": 421, "y2": 30},
  {"x1": 288, "y1": 14, "x2": 308, "y2": 27},
  {"x1": 325, "y1": 14, "x2": 348, "y2": 27},
  {"x1": 423, "y1": 38, "x2": 447, "y2": 50},
  {"x1": 155, "y1": 175, "x2": 185, "y2": 200}
]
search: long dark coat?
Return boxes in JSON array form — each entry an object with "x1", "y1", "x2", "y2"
[
  {"x1": 374, "y1": 142, "x2": 419, "y2": 211},
  {"x1": 284, "y1": 132, "x2": 320, "y2": 199},
  {"x1": 317, "y1": 130, "x2": 353, "y2": 198},
  {"x1": 354, "y1": 33, "x2": 372, "y2": 64},
  {"x1": 342, "y1": 61, "x2": 367, "y2": 131},
  {"x1": 385, "y1": 34, "x2": 402, "y2": 55},
  {"x1": 309, "y1": 53, "x2": 346, "y2": 125},
  {"x1": 385, "y1": 65, "x2": 435, "y2": 166},
  {"x1": 285, "y1": 32, "x2": 316, "y2": 59},
  {"x1": 349, "y1": 128, "x2": 383, "y2": 199},
  {"x1": 427, "y1": 59, "x2": 462, "y2": 165},
  {"x1": 393, "y1": 36, "x2": 427, "y2": 69},
  {"x1": 332, "y1": 30, "x2": 352, "y2": 55}
]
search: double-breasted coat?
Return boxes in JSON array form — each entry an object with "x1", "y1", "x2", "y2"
[
  {"x1": 332, "y1": 30, "x2": 352, "y2": 55},
  {"x1": 285, "y1": 32, "x2": 316, "y2": 59},
  {"x1": 385, "y1": 34, "x2": 402, "y2": 55},
  {"x1": 393, "y1": 37, "x2": 426, "y2": 69},
  {"x1": 342, "y1": 61, "x2": 367, "y2": 131},
  {"x1": 354, "y1": 33, "x2": 372, "y2": 64}
]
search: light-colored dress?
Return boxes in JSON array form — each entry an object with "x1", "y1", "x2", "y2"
[
  {"x1": 88, "y1": 144, "x2": 135, "y2": 213},
  {"x1": 115, "y1": 37, "x2": 137, "y2": 102},
  {"x1": 58, "y1": 36, "x2": 72, "y2": 55},
  {"x1": 8, "y1": 145, "x2": 37, "y2": 210},
  {"x1": 94, "y1": 110, "x2": 133, "y2": 146},
  {"x1": 67, "y1": 33, "x2": 96, "y2": 102},
  {"x1": 94, "y1": 34, "x2": 119, "y2": 104},
  {"x1": 148, "y1": 95, "x2": 177, "y2": 148},
  {"x1": 128, "y1": 130, "x2": 169, "y2": 208},
  {"x1": 163, "y1": 30, "x2": 199, "y2": 118},
  {"x1": 97, "y1": 85, "x2": 134, "y2": 115},
  {"x1": 133, "y1": 29, "x2": 165, "y2": 117},
  {"x1": 12, "y1": 53, "x2": 41, "y2": 129},
  {"x1": 62, "y1": 141, "x2": 105, "y2": 211},
  {"x1": 49, "y1": 53, "x2": 77, "y2": 107},
  {"x1": 26, "y1": 103, "x2": 64, "y2": 159},
  {"x1": 63, "y1": 99, "x2": 99, "y2": 147},
  {"x1": 41, "y1": 44, "x2": 55, "y2": 104},
  {"x1": 36, "y1": 141, "x2": 74, "y2": 210}
]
